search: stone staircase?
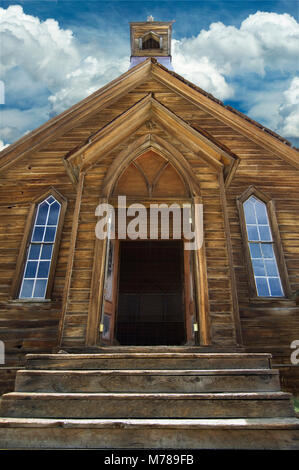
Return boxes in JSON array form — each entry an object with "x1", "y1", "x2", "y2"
[{"x1": 0, "y1": 348, "x2": 298, "y2": 449}]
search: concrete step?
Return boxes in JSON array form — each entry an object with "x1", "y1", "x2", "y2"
[
  {"x1": 15, "y1": 369, "x2": 281, "y2": 393},
  {"x1": 25, "y1": 352, "x2": 272, "y2": 371},
  {"x1": 0, "y1": 391, "x2": 294, "y2": 419},
  {"x1": 0, "y1": 417, "x2": 298, "y2": 449}
]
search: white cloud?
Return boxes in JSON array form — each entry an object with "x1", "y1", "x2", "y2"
[
  {"x1": 172, "y1": 41, "x2": 234, "y2": 100},
  {"x1": 0, "y1": 7, "x2": 298, "y2": 148},
  {"x1": 279, "y1": 77, "x2": 299, "y2": 138},
  {"x1": 0, "y1": 106, "x2": 50, "y2": 145},
  {"x1": 0, "y1": 4, "x2": 129, "y2": 145},
  {"x1": 172, "y1": 11, "x2": 299, "y2": 142},
  {"x1": 0, "y1": 140, "x2": 9, "y2": 151},
  {"x1": 173, "y1": 12, "x2": 299, "y2": 80}
]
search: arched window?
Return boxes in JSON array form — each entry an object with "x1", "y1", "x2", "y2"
[
  {"x1": 243, "y1": 196, "x2": 283, "y2": 297},
  {"x1": 11, "y1": 189, "x2": 66, "y2": 300},
  {"x1": 237, "y1": 187, "x2": 290, "y2": 298}
]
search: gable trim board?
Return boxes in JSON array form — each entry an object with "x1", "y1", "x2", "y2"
[{"x1": 64, "y1": 94, "x2": 228, "y2": 172}]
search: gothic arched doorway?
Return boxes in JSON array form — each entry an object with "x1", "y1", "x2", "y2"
[{"x1": 99, "y1": 149, "x2": 197, "y2": 346}]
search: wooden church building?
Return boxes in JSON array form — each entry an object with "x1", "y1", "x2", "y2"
[{"x1": 0, "y1": 19, "x2": 298, "y2": 449}]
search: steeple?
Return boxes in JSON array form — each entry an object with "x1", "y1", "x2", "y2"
[{"x1": 129, "y1": 18, "x2": 174, "y2": 70}]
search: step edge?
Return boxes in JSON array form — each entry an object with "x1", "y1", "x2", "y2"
[
  {"x1": 0, "y1": 417, "x2": 298, "y2": 430},
  {"x1": 17, "y1": 369, "x2": 280, "y2": 376},
  {"x1": 1, "y1": 391, "x2": 292, "y2": 400},
  {"x1": 26, "y1": 353, "x2": 273, "y2": 359}
]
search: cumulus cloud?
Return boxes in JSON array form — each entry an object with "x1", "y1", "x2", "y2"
[
  {"x1": 173, "y1": 12, "x2": 299, "y2": 80},
  {"x1": 172, "y1": 11, "x2": 299, "y2": 142},
  {"x1": 0, "y1": 6, "x2": 298, "y2": 148},
  {"x1": 279, "y1": 77, "x2": 299, "y2": 138},
  {"x1": 172, "y1": 41, "x2": 233, "y2": 100},
  {"x1": 0, "y1": 5, "x2": 129, "y2": 145}
]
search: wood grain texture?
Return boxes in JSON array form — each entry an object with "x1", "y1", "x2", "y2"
[{"x1": 0, "y1": 66, "x2": 298, "y2": 395}]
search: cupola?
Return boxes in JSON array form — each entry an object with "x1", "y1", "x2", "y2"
[{"x1": 129, "y1": 17, "x2": 174, "y2": 70}]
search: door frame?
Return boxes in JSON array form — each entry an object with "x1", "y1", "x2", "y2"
[
  {"x1": 86, "y1": 197, "x2": 211, "y2": 346},
  {"x1": 113, "y1": 239, "x2": 189, "y2": 346},
  {"x1": 99, "y1": 238, "x2": 120, "y2": 344},
  {"x1": 99, "y1": 238, "x2": 197, "y2": 346}
]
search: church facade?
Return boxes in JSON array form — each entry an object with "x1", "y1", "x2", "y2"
[{"x1": 0, "y1": 19, "x2": 298, "y2": 449}]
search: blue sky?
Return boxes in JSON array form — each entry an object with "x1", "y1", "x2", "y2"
[{"x1": 0, "y1": 0, "x2": 299, "y2": 149}]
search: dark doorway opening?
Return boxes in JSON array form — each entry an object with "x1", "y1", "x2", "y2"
[{"x1": 116, "y1": 240, "x2": 186, "y2": 345}]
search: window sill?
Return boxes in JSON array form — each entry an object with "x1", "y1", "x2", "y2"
[
  {"x1": 249, "y1": 296, "x2": 294, "y2": 302},
  {"x1": 10, "y1": 299, "x2": 52, "y2": 304}
]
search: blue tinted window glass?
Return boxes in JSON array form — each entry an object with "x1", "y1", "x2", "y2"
[
  {"x1": 33, "y1": 279, "x2": 47, "y2": 298},
  {"x1": 252, "y1": 259, "x2": 266, "y2": 276},
  {"x1": 261, "y1": 243, "x2": 274, "y2": 259},
  {"x1": 244, "y1": 196, "x2": 284, "y2": 298},
  {"x1": 244, "y1": 201, "x2": 256, "y2": 224},
  {"x1": 32, "y1": 226, "x2": 45, "y2": 242},
  {"x1": 20, "y1": 280, "x2": 34, "y2": 298},
  {"x1": 47, "y1": 202, "x2": 60, "y2": 225},
  {"x1": 44, "y1": 227, "x2": 56, "y2": 242},
  {"x1": 19, "y1": 195, "x2": 61, "y2": 299},
  {"x1": 36, "y1": 202, "x2": 49, "y2": 225},
  {"x1": 247, "y1": 225, "x2": 259, "y2": 241},
  {"x1": 28, "y1": 244, "x2": 41, "y2": 260},
  {"x1": 24, "y1": 261, "x2": 38, "y2": 279},
  {"x1": 258, "y1": 225, "x2": 272, "y2": 241},
  {"x1": 37, "y1": 261, "x2": 50, "y2": 278},
  {"x1": 249, "y1": 243, "x2": 262, "y2": 259},
  {"x1": 268, "y1": 278, "x2": 283, "y2": 297},
  {"x1": 255, "y1": 200, "x2": 268, "y2": 225},
  {"x1": 265, "y1": 259, "x2": 279, "y2": 277},
  {"x1": 41, "y1": 244, "x2": 53, "y2": 260},
  {"x1": 256, "y1": 277, "x2": 270, "y2": 296}
]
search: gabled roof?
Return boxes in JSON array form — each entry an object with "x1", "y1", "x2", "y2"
[{"x1": 1, "y1": 57, "x2": 298, "y2": 175}]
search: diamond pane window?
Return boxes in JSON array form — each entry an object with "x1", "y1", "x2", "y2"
[
  {"x1": 19, "y1": 196, "x2": 61, "y2": 299},
  {"x1": 244, "y1": 196, "x2": 284, "y2": 297}
]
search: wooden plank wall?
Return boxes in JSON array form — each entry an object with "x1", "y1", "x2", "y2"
[
  {"x1": 149, "y1": 81, "x2": 299, "y2": 367},
  {"x1": 1, "y1": 75, "x2": 298, "y2": 394},
  {"x1": 227, "y1": 153, "x2": 299, "y2": 365},
  {"x1": 0, "y1": 152, "x2": 76, "y2": 387},
  {"x1": 0, "y1": 87, "x2": 149, "y2": 370},
  {"x1": 60, "y1": 116, "x2": 237, "y2": 347}
]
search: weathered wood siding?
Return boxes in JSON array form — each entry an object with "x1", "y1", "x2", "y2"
[
  {"x1": 152, "y1": 81, "x2": 299, "y2": 367},
  {"x1": 0, "y1": 153, "x2": 75, "y2": 374},
  {"x1": 227, "y1": 151, "x2": 299, "y2": 366},
  {"x1": 0, "y1": 73, "x2": 298, "y2": 395},
  {"x1": 60, "y1": 116, "x2": 237, "y2": 347}
]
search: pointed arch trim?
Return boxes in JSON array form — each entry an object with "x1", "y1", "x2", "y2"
[{"x1": 101, "y1": 134, "x2": 201, "y2": 199}]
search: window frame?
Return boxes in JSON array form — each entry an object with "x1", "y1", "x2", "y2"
[
  {"x1": 11, "y1": 188, "x2": 67, "y2": 301},
  {"x1": 237, "y1": 186, "x2": 291, "y2": 299}
]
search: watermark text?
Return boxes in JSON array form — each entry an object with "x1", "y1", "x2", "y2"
[
  {"x1": 95, "y1": 196, "x2": 203, "y2": 250},
  {"x1": 290, "y1": 340, "x2": 299, "y2": 365},
  {"x1": 0, "y1": 340, "x2": 4, "y2": 364}
]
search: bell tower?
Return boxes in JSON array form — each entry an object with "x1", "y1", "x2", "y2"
[{"x1": 129, "y1": 17, "x2": 174, "y2": 70}]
